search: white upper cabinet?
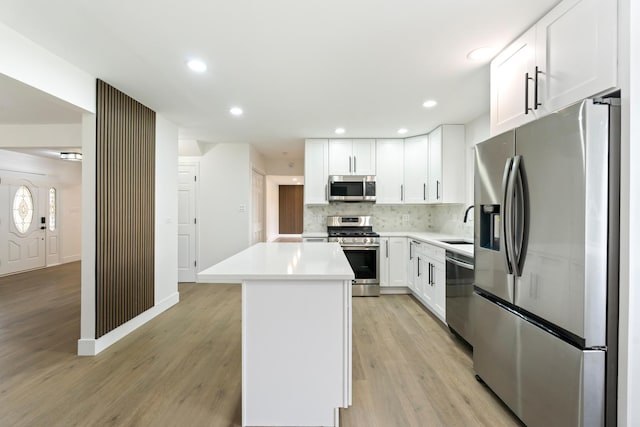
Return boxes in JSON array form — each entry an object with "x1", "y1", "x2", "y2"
[
  {"x1": 403, "y1": 134, "x2": 429, "y2": 204},
  {"x1": 304, "y1": 139, "x2": 329, "y2": 205},
  {"x1": 375, "y1": 139, "x2": 404, "y2": 204},
  {"x1": 328, "y1": 139, "x2": 376, "y2": 176},
  {"x1": 490, "y1": 27, "x2": 539, "y2": 135},
  {"x1": 428, "y1": 125, "x2": 465, "y2": 204},
  {"x1": 490, "y1": 0, "x2": 617, "y2": 136},
  {"x1": 535, "y1": 0, "x2": 617, "y2": 114}
]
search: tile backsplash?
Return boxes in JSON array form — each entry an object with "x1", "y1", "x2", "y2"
[{"x1": 304, "y1": 203, "x2": 474, "y2": 238}]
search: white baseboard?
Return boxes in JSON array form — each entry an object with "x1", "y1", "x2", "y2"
[
  {"x1": 62, "y1": 254, "x2": 81, "y2": 264},
  {"x1": 77, "y1": 291, "x2": 180, "y2": 356},
  {"x1": 380, "y1": 286, "x2": 411, "y2": 295}
]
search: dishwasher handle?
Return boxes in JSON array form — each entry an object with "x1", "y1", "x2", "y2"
[{"x1": 445, "y1": 255, "x2": 474, "y2": 270}]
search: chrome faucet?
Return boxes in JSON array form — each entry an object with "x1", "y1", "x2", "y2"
[{"x1": 463, "y1": 205, "x2": 474, "y2": 223}]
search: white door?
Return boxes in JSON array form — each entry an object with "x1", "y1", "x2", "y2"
[
  {"x1": 490, "y1": 26, "x2": 537, "y2": 135},
  {"x1": 375, "y1": 139, "x2": 404, "y2": 204},
  {"x1": 177, "y1": 163, "x2": 198, "y2": 282},
  {"x1": 351, "y1": 139, "x2": 376, "y2": 175},
  {"x1": 251, "y1": 170, "x2": 265, "y2": 244},
  {"x1": 0, "y1": 180, "x2": 46, "y2": 275},
  {"x1": 46, "y1": 187, "x2": 60, "y2": 266},
  {"x1": 328, "y1": 139, "x2": 353, "y2": 175}
]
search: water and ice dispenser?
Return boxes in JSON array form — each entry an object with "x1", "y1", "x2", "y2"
[{"x1": 479, "y1": 204, "x2": 501, "y2": 251}]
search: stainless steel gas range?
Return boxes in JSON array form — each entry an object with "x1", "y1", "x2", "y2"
[{"x1": 327, "y1": 215, "x2": 380, "y2": 297}]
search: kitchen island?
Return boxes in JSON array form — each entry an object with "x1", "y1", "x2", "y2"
[{"x1": 198, "y1": 242, "x2": 354, "y2": 427}]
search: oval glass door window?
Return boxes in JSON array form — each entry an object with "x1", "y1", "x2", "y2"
[{"x1": 12, "y1": 185, "x2": 34, "y2": 234}]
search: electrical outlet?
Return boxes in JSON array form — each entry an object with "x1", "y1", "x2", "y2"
[{"x1": 402, "y1": 214, "x2": 410, "y2": 222}]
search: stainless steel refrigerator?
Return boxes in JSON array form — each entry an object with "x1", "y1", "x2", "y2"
[{"x1": 473, "y1": 98, "x2": 619, "y2": 427}]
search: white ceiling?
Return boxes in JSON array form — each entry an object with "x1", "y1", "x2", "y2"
[{"x1": 0, "y1": 0, "x2": 560, "y2": 159}]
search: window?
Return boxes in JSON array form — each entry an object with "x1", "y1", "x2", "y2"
[
  {"x1": 12, "y1": 185, "x2": 34, "y2": 234},
  {"x1": 49, "y1": 188, "x2": 56, "y2": 231}
]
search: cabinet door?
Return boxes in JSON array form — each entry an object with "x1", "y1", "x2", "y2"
[
  {"x1": 407, "y1": 241, "x2": 416, "y2": 291},
  {"x1": 427, "y1": 128, "x2": 442, "y2": 202},
  {"x1": 420, "y1": 257, "x2": 434, "y2": 306},
  {"x1": 376, "y1": 139, "x2": 404, "y2": 204},
  {"x1": 379, "y1": 237, "x2": 390, "y2": 287},
  {"x1": 352, "y1": 139, "x2": 376, "y2": 175},
  {"x1": 304, "y1": 139, "x2": 329, "y2": 205},
  {"x1": 388, "y1": 237, "x2": 407, "y2": 287},
  {"x1": 490, "y1": 27, "x2": 538, "y2": 136},
  {"x1": 328, "y1": 139, "x2": 353, "y2": 175},
  {"x1": 403, "y1": 135, "x2": 429, "y2": 204},
  {"x1": 535, "y1": 0, "x2": 617, "y2": 114},
  {"x1": 432, "y1": 261, "x2": 446, "y2": 322}
]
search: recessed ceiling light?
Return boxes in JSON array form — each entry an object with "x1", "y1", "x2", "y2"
[
  {"x1": 186, "y1": 59, "x2": 207, "y2": 73},
  {"x1": 230, "y1": 107, "x2": 243, "y2": 116},
  {"x1": 335, "y1": 127, "x2": 345, "y2": 135},
  {"x1": 423, "y1": 100, "x2": 438, "y2": 108},
  {"x1": 397, "y1": 128, "x2": 408, "y2": 135},
  {"x1": 467, "y1": 47, "x2": 498, "y2": 61}
]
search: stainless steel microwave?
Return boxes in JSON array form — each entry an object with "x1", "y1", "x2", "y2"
[{"x1": 328, "y1": 175, "x2": 376, "y2": 202}]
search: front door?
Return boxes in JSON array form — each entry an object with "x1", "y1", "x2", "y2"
[{"x1": 0, "y1": 180, "x2": 46, "y2": 275}]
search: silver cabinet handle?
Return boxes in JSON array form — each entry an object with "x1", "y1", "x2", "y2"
[
  {"x1": 417, "y1": 257, "x2": 421, "y2": 277},
  {"x1": 386, "y1": 240, "x2": 389, "y2": 258},
  {"x1": 436, "y1": 181, "x2": 440, "y2": 200},
  {"x1": 353, "y1": 156, "x2": 357, "y2": 173},
  {"x1": 534, "y1": 66, "x2": 542, "y2": 110},
  {"x1": 401, "y1": 184, "x2": 404, "y2": 201},
  {"x1": 349, "y1": 156, "x2": 352, "y2": 173},
  {"x1": 325, "y1": 184, "x2": 328, "y2": 201},
  {"x1": 423, "y1": 183, "x2": 426, "y2": 200}
]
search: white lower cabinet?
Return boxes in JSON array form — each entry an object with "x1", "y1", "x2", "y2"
[
  {"x1": 407, "y1": 239, "x2": 446, "y2": 324},
  {"x1": 380, "y1": 237, "x2": 407, "y2": 287}
]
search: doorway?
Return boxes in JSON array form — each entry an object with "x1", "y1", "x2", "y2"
[{"x1": 278, "y1": 185, "x2": 303, "y2": 234}]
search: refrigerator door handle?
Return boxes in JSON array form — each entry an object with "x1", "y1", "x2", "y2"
[
  {"x1": 513, "y1": 156, "x2": 526, "y2": 276},
  {"x1": 502, "y1": 157, "x2": 514, "y2": 274},
  {"x1": 506, "y1": 155, "x2": 522, "y2": 277}
]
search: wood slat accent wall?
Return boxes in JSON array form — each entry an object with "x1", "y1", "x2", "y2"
[{"x1": 96, "y1": 79, "x2": 156, "y2": 338}]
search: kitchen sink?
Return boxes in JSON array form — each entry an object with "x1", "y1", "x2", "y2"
[{"x1": 439, "y1": 239, "x2": 473, "y2": 245}]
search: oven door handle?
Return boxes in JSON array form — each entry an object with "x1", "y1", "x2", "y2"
[
  {"x1": 445, "y1": 256, "x2": 474, "y2": 270},
  {"x1": 341, "y1": 245, "x2": 380, "y2": 250}
]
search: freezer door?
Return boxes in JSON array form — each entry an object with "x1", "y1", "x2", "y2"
[
  {"x1": 474, "y1": 131, "x2": 515, "y2": 303},
  {"x1": 514, "y1": 100, "x2": 609, "y2": 345},
  {"x1": 474, "y1": 294, "x2": 605, "y2": 427}
]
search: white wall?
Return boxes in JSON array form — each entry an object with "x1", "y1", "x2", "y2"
[
  {"x1": 265, "y1": 177, "x2": 280, "y2": 241},
  {"x1": 154, "y1": 114, "x2": 179, "y2": 304},
  {"x1": 464, "y1": 113, "x2": 490, "y2": 206},
  {"x1": 60, "y1": 182, "x2": 81, "y2": 263},
  {"x1": 617, "y1": 0, "x2": 639, "y2": 424},
  {"x1": 0, "y1": 124, "x2": 82, "y2": 148},
  {"x1": 181, "y1": 143, "x2": 253, "y2": 269}
]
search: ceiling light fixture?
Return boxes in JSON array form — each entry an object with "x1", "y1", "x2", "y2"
[
  {"x1": 186, "y1": 59, "x2": 207, "y2": 73},
  {"x1": 230, "y1": 107, "x2": 243, "y2": 116},
  {"x1": 397, "y1": 128, "x2": 408, "y2": 135},
  {"x1": 467, "y1": 47, "x2": 498, "y2": 61},
  {"x1": 335, "y1": 127, "x2": 345, "y2": 135},
  {"x1": 422, "y1": 100, "x2": 438, "y2": 108},
  {"x1": 60, "y1": 152, "x2": 82, "y2": 161}
]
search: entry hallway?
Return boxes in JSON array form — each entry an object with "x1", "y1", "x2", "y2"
[{"x1": 0, "y1": 263, "x2": 520, "y2": 426}]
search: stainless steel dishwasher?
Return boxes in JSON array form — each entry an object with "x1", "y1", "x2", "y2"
[{"x1": 445, "y1": 250, "x2": 475, "y2": 346}]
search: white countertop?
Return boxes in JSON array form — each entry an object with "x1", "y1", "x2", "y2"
[
  {"x1": 197, "y1": 242, "x2": 355, "y2": 283},
  {"x1": 378, "y1": 231, "x2": 474, "y2": 257}
]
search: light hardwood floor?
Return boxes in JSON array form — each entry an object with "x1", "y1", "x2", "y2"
[{"x1": 0, "y1": 263, "x2": 521, "y2": 426}]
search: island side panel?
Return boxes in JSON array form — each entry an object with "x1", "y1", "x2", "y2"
[{"x1": 242, "y1": 279, "x2": 351, "y2": 427}]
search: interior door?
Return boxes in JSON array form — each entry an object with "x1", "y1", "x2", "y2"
[
  {"x1": 177, "y1": 163, "x2": 197, "y2": 282},
  {"x1": 3, "y1": 181, "x2": 46, "y2": 275},
  {"x1": 278, "y1": 185, "x2": 303, "y2": 235}
]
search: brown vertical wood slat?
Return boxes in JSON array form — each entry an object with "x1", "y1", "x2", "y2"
[{"x1": 95, "y1": 79, "x2": 156, "y2": 338}]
